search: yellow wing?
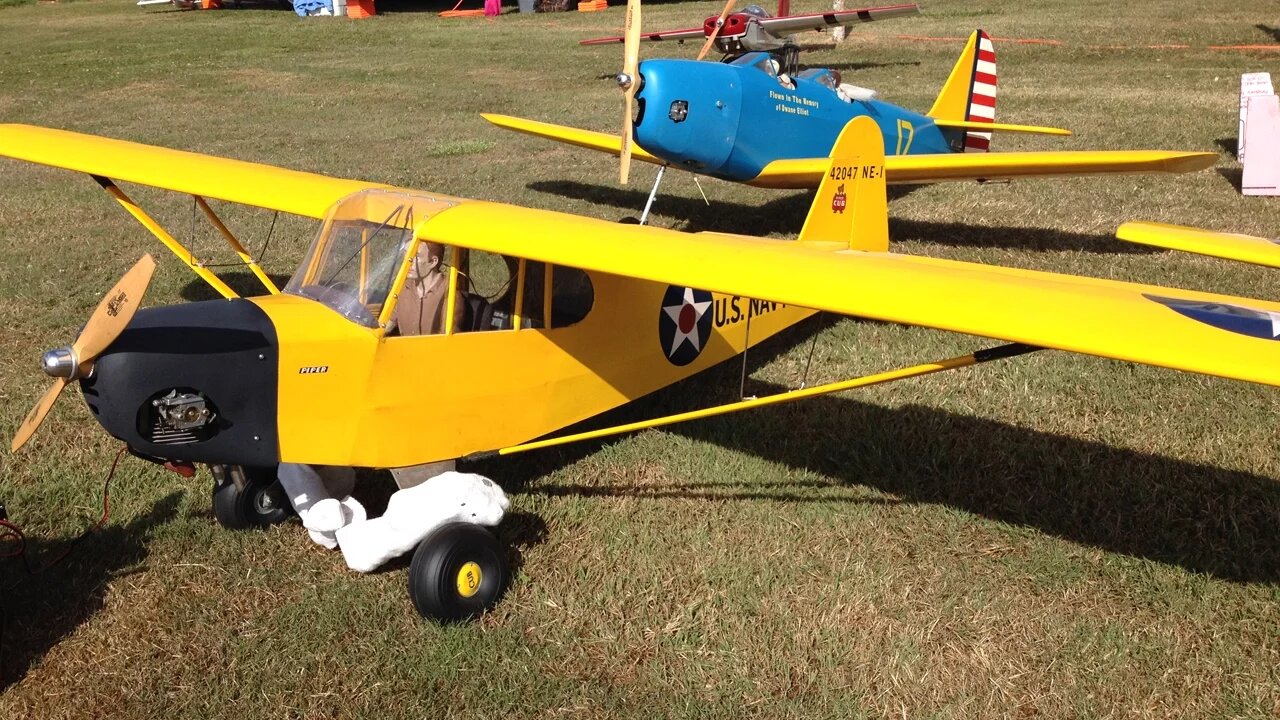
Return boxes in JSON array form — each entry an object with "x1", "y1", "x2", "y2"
[
  {"x1": 422, "y1": 200, "x2": 1280, "y2": 388},
  {"x1": 0, "y1": 124, "x2": 391, "y2": 218},
  {"x1": 480, "y1": 113, "x2": 1216, "y2": 189},
  {"x1": 749, "y1": 150, "x2": 1217, "y2": 188},
  {"x1": 1117, "y1": 221, "x2": 1280, "y2": 269},
  {"x1": 481, "y1": 113, "x2": 664, "y2": 167}
]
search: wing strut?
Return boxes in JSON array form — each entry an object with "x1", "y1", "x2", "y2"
[
  {"x1": 194, "y1": 197, "x2": 281, "y2": 294},
  {"x1": 468, "y1": 342, "x2": 1040, "y2": 459},
  {"x1": 92, "y1": 175, "x2": 239, "y2": 299}
]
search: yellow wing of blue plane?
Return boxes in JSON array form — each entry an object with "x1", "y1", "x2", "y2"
[
  {"x1": 480, "y1": 113, "x2": 1216, "y2": 189},
  {"x1": 1117, "y1": 221, "x2": 1280, "y2": 269},
  {"x1": 3, "y1": 120, "x2": 1279, "y2": 391}
]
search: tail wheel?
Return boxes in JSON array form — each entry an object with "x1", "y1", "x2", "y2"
[
  {"x1": 211, "y1": 465, "x2": 292, "y2": 530},
  {"x1": 408, "y1": 522, "x2": 509, "y2": 622}
]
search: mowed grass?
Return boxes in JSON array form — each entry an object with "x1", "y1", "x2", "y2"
[{"x1": 1, "y1": 0, "x2": 1279, "y2": 716}]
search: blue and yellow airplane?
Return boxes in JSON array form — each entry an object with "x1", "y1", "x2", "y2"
[
  {"x1": 486, "y1": 17, "x2": 1214, "y2": 191},
  {"x1": 4, "y1": 118, "x2": 1269, "y2": 621}
]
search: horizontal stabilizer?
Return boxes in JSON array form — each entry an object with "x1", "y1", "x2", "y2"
[
  {"x1": 1117, "y1": 221, "x2": 1280, "y2": 269},
  {"x1": 932, "y1": 119, "x2": 1071, "y2": 136}
]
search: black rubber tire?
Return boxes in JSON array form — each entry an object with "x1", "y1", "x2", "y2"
[
  {"x1": 618, "y1": 216, "x2": 641, "y2": 224},
  {"x1": 211, "y1": 466, "x2": 292, "y2": 530},
  {"x1": 408, "y1": 522, "x2": 509, "y2": 622}
]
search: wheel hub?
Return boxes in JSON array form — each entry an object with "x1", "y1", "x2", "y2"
[
  {"x1": 456, "y1": 561, "x2": 483, "y2": 598},
  {"x1": 254, "y1": 489, "x2": 276, "y2": 515}
]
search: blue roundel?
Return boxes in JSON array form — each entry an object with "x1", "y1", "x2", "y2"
[
  {"x1": 1145, "y1": 294, "x2": 1280, "y2": 340},
  {"x1": 658, "y1": 285, "x2": 714, "y2": 366}
]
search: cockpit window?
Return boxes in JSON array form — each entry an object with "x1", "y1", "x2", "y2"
[
  {"x1": 285, "y1": 190, "x2": 455, "y2": 328},
  {"x1": 797, "y1": 68, "x2": 839, "y2": 92},
  {"x1": 740, "y1": 4, "x2": 769, "y2": 18},
  {"x1": 729, "y1": 52, "x2": 778, "y2": 77}
]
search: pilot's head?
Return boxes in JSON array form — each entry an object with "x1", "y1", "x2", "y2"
[{"x1": 409, "y1": 241, "x2": 447, "y2": 280}]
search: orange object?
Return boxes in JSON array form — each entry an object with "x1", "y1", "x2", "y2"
[
  {"x1": 440, "y1": 7, "x2": 485, "y2": 15},
  {"x1": 577, "y1": 0, "x2": 606, "y2": 10},
  {"x1": 346, "y1": 0, "x2": 375, "y2": 18},
  {"x1": 202, "y1": 0, "x2": 221, "y2": 8}
]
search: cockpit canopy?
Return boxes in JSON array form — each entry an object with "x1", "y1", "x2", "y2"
[
  {"x1": 729, "y1": 51, "x2": 780, "y2": 76},
  {"x1": 285, "y1": 190, "x2": 456, "y2": 327}
]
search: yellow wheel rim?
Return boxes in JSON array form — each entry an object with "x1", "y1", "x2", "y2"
[{"x1": 456, "y1": 561, "x2": 483, "y2": 598}]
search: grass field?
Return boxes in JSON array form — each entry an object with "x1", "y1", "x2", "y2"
[{"x1": 1, "y1": 0, "x2": 1279, "y2": 717}]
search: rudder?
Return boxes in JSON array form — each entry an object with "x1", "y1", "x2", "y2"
[
  {"x1": 927, "y1": 29, "x2": 997, "y2": 152},
  {"x1": 798, "y1": 116, "x2": 888, "y2": 252}
]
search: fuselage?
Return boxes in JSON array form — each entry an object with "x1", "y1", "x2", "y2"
[
  {"x1": 83, "y1": 264, "x2": 814, "y2": 469},
  {"x1": 633, "y1": 54, "x2": 963, "y2": 183}
]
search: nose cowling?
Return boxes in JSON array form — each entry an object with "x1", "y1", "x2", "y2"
[
  {"x1": 633, "y1": 59, "x2": 742, "y2": 174},
  {"x1": 82, "y1": 299, "x2": 281, "y2": 466}
]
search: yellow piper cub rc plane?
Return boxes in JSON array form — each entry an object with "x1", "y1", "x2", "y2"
[{"x1": 5, "y1": 117, "x2": 1280, "y2": 621}]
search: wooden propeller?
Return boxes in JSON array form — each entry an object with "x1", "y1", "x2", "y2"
[
  {"x1": 696, "y1": 0, "x2": 736, "y2": 61},
  {"x1": 10, "y1": 254, "x2": 155, "y2": 452},
  {"x1": 619, "y1": 0, "x2": 642, "y2": 185}
]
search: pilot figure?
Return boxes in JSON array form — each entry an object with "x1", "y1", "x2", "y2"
[{"x1": 392, "y1": 240, "x2": 464, "y2": 336}]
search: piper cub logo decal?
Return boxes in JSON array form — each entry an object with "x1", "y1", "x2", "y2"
[
  {"x1": 831, "y1": 183, "x2": 847, "y2": 213},
  {"x1": 299, "y1": 365, "x2": 330, "y2": 375},
  {"x1": 658, "y1": 286, "x2": 786, "y2": 366}
]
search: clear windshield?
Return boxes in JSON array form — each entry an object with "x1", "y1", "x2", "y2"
[
  {"x1": 729, "y1": 52, "x2": 778, "y2": 76},
  {"x1": 285, "y1": 189, "x2": 456, "y2": 327},
  {"x1": 797, "y1": 68, "x2": 839, "y2": 92}
]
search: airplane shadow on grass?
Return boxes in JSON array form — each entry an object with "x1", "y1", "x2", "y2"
[
  {"x1": 179, "y1": 271, "x2": 294, "y2": 303},
  {"x1": 821, "y1": 59, "x2": 923, "y2": 72},
  {"x1": 0, "y1": 492, "x2": 183, "y2": 691},
  {"x1": 480, "y1": 319, "x2": 1280, "y2": 584},
  {"x1": 527, "y1": 179, "x2": 1153, "y2": 253}
]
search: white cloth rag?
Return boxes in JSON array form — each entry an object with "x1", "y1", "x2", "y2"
[{"x1": 336, "y1": 471, "x2": 508, "y2": 573}]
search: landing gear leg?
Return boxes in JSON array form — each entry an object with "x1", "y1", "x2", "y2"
[{"x1": 638, "y1": 163, "x2": 668, "y2": 226}]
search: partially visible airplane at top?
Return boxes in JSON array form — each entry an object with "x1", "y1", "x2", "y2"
[
  {"x1": 488, "y1": 23, "x2": 1216, "y2": 205},
  {"x1": 580, "y1": 2, "x2": 921, "y2": 60}
]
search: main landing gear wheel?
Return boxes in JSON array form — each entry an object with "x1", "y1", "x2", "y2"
[
  {"x1": 211, "y1": 465, "x2": 293, "y2": 530},
  {"x1": 408, "y1": 522, "x2": 510, "y2": 622}
]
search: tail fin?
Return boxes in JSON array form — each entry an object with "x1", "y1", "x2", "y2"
[
  {"x1": 927, "y1": 29, "x2": 997, "y2": 152},
  {"x1": 798, "y1": 116, "x2": 888, "y2": 252}
]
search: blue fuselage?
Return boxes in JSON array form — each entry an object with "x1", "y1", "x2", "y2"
[{"x1": 633, "y1": 54, "x2": 965, "y2": 182}]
